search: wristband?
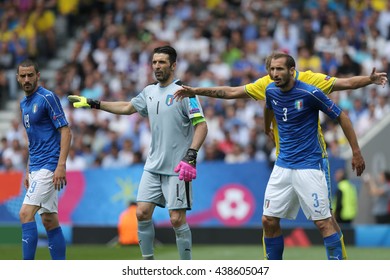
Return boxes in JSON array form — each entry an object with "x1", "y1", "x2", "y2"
[
  {"x1": 87, "y1": 98, "x2": 101, "y2": 109},
  {"x1": 183, "y1": 148, "x2": 198, "y2": 166}
]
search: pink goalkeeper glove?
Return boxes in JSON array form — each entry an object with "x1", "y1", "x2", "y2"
[
  {"x1": 174, "y1": 161, "x2": 197, "y2": 181},
  {"x1": 174, "y1": 149, "x2": 198, "y2": 182}
]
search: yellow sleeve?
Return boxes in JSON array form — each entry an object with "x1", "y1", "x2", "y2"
[
  {"x1": 297, "y1": 70, "x2": 337, "y2": 95},
  {"x1": 244, "y1": 75, "x2": 273, "y2": 101}
]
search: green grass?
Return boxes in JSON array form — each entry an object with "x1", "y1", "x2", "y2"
[{"x1": 1, "y1": 244, "x2": 389, "y2": 260}]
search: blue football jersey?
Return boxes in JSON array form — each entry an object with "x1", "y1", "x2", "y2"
[
  {"x1": 265, "y1": 80, "x2": 342, "y2": 169},
  {"x1": 20, "y1": 86, "x2": 69, "y2": 172}
]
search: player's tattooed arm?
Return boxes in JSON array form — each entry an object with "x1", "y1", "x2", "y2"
[
  {"x1": 200, "y1": 88, "x2": 227, "y2": 98},
  {"x1": 174, "y1": 85, "x2": 248, "y2": 101}
]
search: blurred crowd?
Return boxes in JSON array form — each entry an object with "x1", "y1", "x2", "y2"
[{"x1": 1, "y1": 0, "x2": 390, "y2": 172}]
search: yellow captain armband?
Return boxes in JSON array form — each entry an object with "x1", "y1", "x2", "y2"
[{"x1": 191, "y1": 116, "x2": 206, "y2": 126}]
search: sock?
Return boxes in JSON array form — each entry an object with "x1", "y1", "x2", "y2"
[
  {"x1": 324, "y1": 232, "x2": 343, "y2": 260},
  {"x1": 22, "y1": 221, "x2": 38, "y2": 260},
  {"x1": 138, "y1": 220, "x2": 155, "y2": 259},
  {"x1": 338, "y1": 232, "x2": 348, "y2": 260},
  {"x1": 173, "y1": 223, "x2": 192, "y2": 260},
  {"x1": 47, "y1": 227, "x2": 66, "y2": 260},
  {"x1": 263, "y1": 235, "x2": 284, "y2": 260}
]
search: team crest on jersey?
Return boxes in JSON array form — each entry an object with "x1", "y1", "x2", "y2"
[
  {"x1": 32, "y1": 103, "x2": 38, "y2": 113},
  {"x1": 166, "y1": 94, "x2": 174, "y2": 106},
  {"x1": 295, "y1": 99, "x2": 303, "y2": 110},
  {"x1": 324, "y1": 75, "x2": 331, "y2": 81}
]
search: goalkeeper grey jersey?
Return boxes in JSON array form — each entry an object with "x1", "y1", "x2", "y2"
[{"x1": 131, "y1": 79, "x2": 205, "y2": 175}]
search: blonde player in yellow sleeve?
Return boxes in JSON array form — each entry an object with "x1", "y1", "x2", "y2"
[{"x1": 174, "y1": 52, "x2": 387, "y2": 259}]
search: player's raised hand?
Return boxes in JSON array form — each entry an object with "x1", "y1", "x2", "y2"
[
  {"x1": 68, "y1": 95, "x2": 100, "y2": 109},
  {"x1": 174, "y1": 85, "x2": 196, "y2": 101},
  {"x1": 369, "y1": 67, "x2": 388, "y2": 87}
]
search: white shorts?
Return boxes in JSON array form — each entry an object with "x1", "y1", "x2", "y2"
[
  {"x1": 263, "y1": 165, "x2": 331, "y2": 221},
  {"x1": 137, "y1": 170, "x2": 192, "y2": 210},
  {"x1": 22, "y1": 169, "x2": 58, "y2": 215}
]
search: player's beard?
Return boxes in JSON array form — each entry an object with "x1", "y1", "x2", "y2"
[
  {"x1": 155, "y1": 70, "x2": 169, "y2": 83},
  {"x1": 275, "y1": 75, "x2": 291, "y2": 90},
  {"x1": 277, "y1": 80, "x2": 288, "y2": 88},
  {"x1": 22, "y1": 79, "x2": 38, "y2": 95}
]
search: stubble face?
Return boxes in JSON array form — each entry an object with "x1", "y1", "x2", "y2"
[
  {"x1": 17, "y1": 66, "x2": 40, "y2": 95},
  {"x1": 268, "y1": 58, "x2": 294, "y2": 91},
  {"x1": 152, "y1": 53, "x2": 175, "y2": 86}
]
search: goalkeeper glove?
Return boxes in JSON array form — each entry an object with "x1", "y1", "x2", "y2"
[
  {"x1": 174, "y1": 148, "x2": 198, "y2": 182},
  {"x1": 67, "y1": 95, "x2": 101, "y2": 109}
]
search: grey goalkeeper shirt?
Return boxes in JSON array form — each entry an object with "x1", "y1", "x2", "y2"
[{"x1": 131, "y1": 79, "x2": 205, "y2": 175}]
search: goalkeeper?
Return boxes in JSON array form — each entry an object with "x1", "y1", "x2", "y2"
[{"x1": 68, "y1": 46, "x2": 207, "y2": 260}]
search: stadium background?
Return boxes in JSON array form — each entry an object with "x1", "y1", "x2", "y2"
[{"x1": 1, "y1": 0, "x2": 390, "y2": 258}]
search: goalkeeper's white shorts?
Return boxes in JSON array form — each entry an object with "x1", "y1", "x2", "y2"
[
  {"x1": 22, "y1": 169, "x2": 59, "y2": 215},
  {"x1": 263, "y1": 165, "x2": 332, "y2": 221}
]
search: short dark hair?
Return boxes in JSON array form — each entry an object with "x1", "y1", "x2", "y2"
[
  {"x1": 266, "y1": 52, "x2": 296, "y2": 70},
  {"x1": 153, "y1": 45, "x2": 177, "y2": 65},
  {"x1": 17, "y1": 59, "x2": 39, "y2": 74}
]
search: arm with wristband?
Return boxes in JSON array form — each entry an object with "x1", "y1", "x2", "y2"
[
  {"x1": 69, "y1": 95, "x2": 208, "y2": 181},
  {"x1": 174, "y1": 121, "x2": 208, "y2": 182},
  {"x1": 67, "y1": 95, "x2": 137, "y2": 114}
]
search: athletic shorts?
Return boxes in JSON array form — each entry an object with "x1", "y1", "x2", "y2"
[
  {"x1": 322, "y1": 157, "x2": 333, "y2": 210},
  {"x1": 22, "y1": 169, "x2": 58, "y2": 214},
  {"x1": 137, "y1": 170, "x2": 192, "y2": 210},
  {"x1": 263, "y1": 165, "x2": 332, "y2": 221}
]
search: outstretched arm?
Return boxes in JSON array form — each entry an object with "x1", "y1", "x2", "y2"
[
  {"x1": 68, "y1": 95, "x2": 137, "y2": 115},
  {"x1": 99, "y1": 101, "x2": 137, "y2": 115},
  {"x1": 333, "y1": 67, "x2": 388, "y2": 91},
  {"x1": 337, "y1": 111, "x2": 365, "y2": 176},
  {"x1": 174, "y1": 85, "x2": 248, "y2": 101}
]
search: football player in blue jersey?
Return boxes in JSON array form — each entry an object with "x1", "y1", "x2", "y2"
[
  {"x1": 262, "y1": 52, "x2": 365, "y2": 260},
  {"x1": 17, "y1": 59, "x2": 72, "y2": 260},
  {"x1": 174, "y1": 51, "x2": 386, "y2": 260}
]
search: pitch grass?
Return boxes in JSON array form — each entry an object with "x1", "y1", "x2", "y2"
[{"x1": 0, "y1": 244, "x2": 389, "y2": 260}]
